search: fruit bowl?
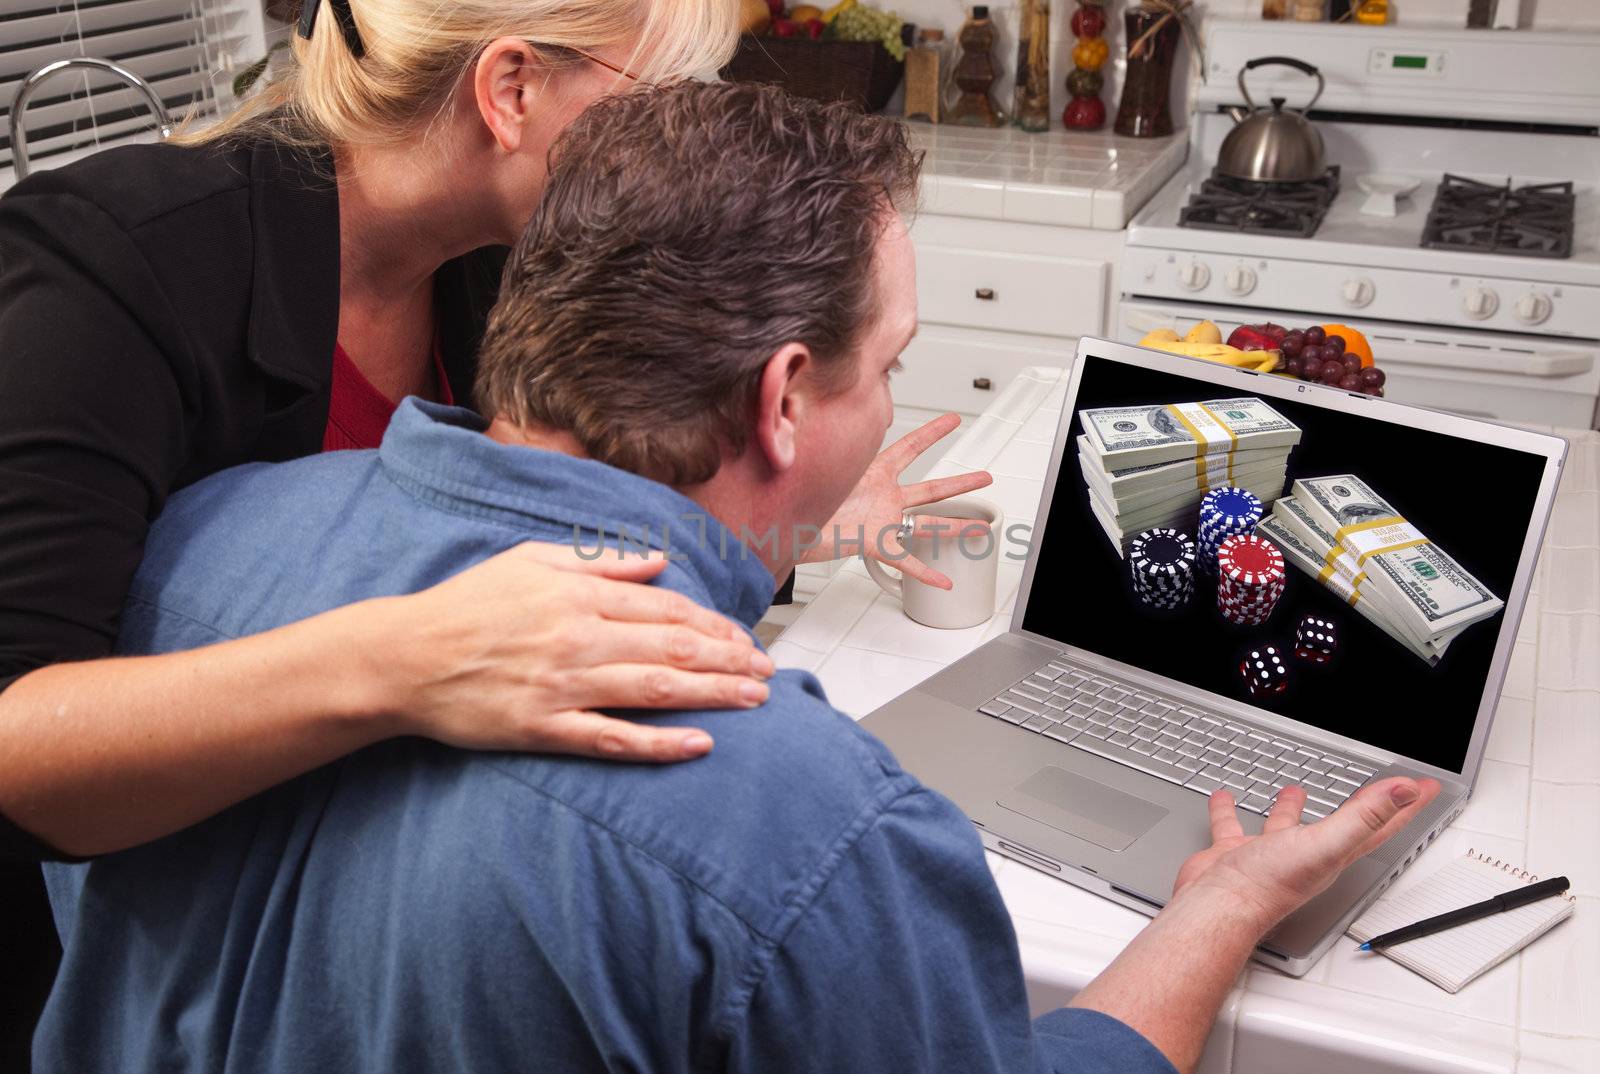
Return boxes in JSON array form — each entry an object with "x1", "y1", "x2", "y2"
[
  {"x1": 1138, "y1": 320, "x2": 1389, "y2": 397},
  {"x1": 720, "y1": 35, "x2": 904, "y2": 112}
]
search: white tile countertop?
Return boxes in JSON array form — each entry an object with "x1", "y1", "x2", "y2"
[
  {"x1": 908, "y1": 124, "x2": 1189, "y2": 230},
  {"x1": 769, "y1": 367, "x2": 1600, "y2": 1074}
]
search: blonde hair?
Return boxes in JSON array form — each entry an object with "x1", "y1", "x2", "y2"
[{"x1": 180, "y1": 0, "x2": 739, "y2": 149}]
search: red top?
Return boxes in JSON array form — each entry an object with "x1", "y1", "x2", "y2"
[{"x1": 322, "y1": 340, "x2": 454, "y2": 452}]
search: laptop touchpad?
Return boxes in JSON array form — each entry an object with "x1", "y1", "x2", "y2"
[{"x1": 997, "y1": 767, "x2": 1168, "y2": 852}]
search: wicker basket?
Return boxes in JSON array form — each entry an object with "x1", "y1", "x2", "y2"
[{"x1": 720, "y1": 35, "x2": 904, "y2": 112}]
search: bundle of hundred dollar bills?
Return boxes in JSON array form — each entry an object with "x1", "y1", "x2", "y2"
[
  {"x1": 1260, "y1": 476, "x2": 1504, "y2": 666},
  {"x1": 1077, "y1": 398, "x2": 1302, "y2": 554}
]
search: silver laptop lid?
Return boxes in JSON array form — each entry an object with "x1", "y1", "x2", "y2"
[{"x1": 1012, "y1": 339, "x2": 1567, "y2": 787}]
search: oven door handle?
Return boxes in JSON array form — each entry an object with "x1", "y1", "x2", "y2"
[
  {"x1": 1118, "y1": 306, "x2": 1593, "y2": 379},
  {"x1": 1365, "y1": 342, "x2": 1593, "y2": 378},
  {"x1": 1122, "y1": 307, "x2": 1182, "y2": 334}
]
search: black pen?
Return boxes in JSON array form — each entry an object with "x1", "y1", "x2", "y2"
[{"x1": 1358, "y1": 876, "x2": 1571, "y2": 950}]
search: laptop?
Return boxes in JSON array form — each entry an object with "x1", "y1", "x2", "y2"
[{"x1": 861, "y1": 338, "x2": 1567, "y2": 976}]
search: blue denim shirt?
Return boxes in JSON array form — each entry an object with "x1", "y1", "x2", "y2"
[{"x1": 39, "y1": 400, "x2": 1176, "y2": 1074}]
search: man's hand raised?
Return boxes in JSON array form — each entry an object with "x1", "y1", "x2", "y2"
[{"x1": 1173, "y1": 777, "x2": 1443, "y2": 934}]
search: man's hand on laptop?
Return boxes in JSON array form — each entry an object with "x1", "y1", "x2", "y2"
[
  {"x1": 1065, "y1": 776, "x2": 1440, "y2": 1073},
  {"x1": 802, "y1": 412, "x2": 993, "y2": 589},
  {"x1": 1174, "y1": 777, "x2": 1443, "y2": 934},
  {"x1": 370, "y1": 542, "x2": 774, "y2": 763}
]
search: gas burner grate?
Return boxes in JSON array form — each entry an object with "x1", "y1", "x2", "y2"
[
  {"x1": 1420, "y1": 175, "x2": 1574, "y2": 259},
  {"x1": 1178, "y1": 167, "x2": 1341, "y2": 238}
]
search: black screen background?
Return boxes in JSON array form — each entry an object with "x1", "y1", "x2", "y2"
[{"x1": 1021, "y1": 356, "x2": 1548, "y2": 773}]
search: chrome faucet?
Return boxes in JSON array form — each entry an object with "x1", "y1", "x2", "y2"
[{"x1": 9, "y1": 57, "x2": 174, "y2": 181}]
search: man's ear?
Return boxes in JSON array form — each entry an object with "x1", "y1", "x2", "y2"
[
  {"x1": 473, "y1": 38, "x2": 541, "y2": 154},
  {"x1": 752, "y1": 343, "x2": 813, "y2": 474}
]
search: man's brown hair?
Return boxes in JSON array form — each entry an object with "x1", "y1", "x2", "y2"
[{"x1": 474, "y1": 80, "x2": 922, "y2": 486}]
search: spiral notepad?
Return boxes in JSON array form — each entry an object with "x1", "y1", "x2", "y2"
[{"x1": 1347, "y1": 849, "x2": 1576, "y2": 993}]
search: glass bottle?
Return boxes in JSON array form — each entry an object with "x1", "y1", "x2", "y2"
[
  {"x1": 904, "y1": 29, "x2": 945, "y2": 122},
  {"x1": 1012, "y1": 0, "x2": 1051, "y2": 132}
]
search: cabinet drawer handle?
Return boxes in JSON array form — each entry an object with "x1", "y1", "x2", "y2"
[
  {"x1": 974, "y1": 287, "x2": 996, "y2": 301},
  {"x1": 972, "y1": 377, "x2": 993, "y2": 391}
]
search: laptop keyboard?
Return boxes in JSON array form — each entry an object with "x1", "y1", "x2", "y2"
[{"x1": 979, "y1": 658, "x2": 1375, "y2": 819}]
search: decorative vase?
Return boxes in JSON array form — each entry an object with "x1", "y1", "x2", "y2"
[
  {"x1": 1114, "y1": 3, "x2": 1181, "y2": 138},
  {"x1": 948, "y1": 5, "x2": 1002, "y2": 127}
]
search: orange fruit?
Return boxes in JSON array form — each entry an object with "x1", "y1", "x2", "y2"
[{"x1": 1322, "y1": 324, "x2": 1373, "y2": 368}]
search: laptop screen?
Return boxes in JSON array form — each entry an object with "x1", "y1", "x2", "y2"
[{"x1": 1021, "y1": 352, "x2": 1548, "y2": 774}]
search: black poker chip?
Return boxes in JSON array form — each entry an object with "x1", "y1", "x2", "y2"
[{"x1": 1130, "y1": 527, "x2": 1196, "y2": 610}]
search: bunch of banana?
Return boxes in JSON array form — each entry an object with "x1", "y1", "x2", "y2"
[
  {"x1": 1137, "y1": 322, "x2": 1279, "y2": 374},
  {"x1": 822, "y1": 0, "x2": 856, "y2": 22}
]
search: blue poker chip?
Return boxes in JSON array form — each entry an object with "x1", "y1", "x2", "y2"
[
  {"x1": 1196, "y1": 488, "x2": 1262, "y2": 575},
  {"x1": 1199, "y1": 487, "x2": 1263, "y2": 525}
]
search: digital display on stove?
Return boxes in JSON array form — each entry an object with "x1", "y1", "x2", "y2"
[
  {"x1": 1391, "y1": 55, "x2": 1428, "y2": 69},
  {"x1": 1022, "y1": 355, "x2": 1548, "y2": 774}
]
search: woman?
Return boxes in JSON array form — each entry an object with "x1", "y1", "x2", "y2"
[{"x1": 0, "y1": 0, "x2": 986, "y2": 1058}]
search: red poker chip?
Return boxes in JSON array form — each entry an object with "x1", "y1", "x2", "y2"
[
  {"x1": 1218, "y1": 591, "x2": 1284, "y2": 608},
  {"x1": 1217, "y1": 535, "x2": 1285, "y2": 587},
  {"x1": 1217, "y1": 587, "x2": 1284, "y2": 607},
  {"x1": 1217, "y1": 570, "x2": 1284, "y2": 622},
  {"x1": 1218, "y1": 576, "x2": 1285, "y2": 593},
  {"x1": 1223, "y1": 609, "x2": 1275, "y2": 624},
  {"x1": 1218, "y1": 576, "x2": 1285, "y2": 596},
  {"x1": 1219, "y1": 603, "x2": 1283, "y2": 616}
]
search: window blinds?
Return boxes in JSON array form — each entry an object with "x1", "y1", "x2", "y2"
[{"x1": 1, "y1": 0, "x2": 254, "y2": 172}]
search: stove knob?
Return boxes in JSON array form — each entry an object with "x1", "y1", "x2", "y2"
[
  {"x1": 1514, "y1": 291, "x2": 1553, "y2": 326},
  {"x1": 1177, "y1": 260, "x2": 1211, "y2": 292},
  {"x1": 1224, "y1": 265, "x2": 1257, "y2": 297},
  {"x1": 1341, "y1": 277, "x2": 1376, "y2": 308},
  {"x1": 1461, "y1": 286, "x2": 1500, "y2": 320}
]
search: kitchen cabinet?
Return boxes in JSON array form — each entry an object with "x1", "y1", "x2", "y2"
[
  {"x1": 895, "y1": 125, "x2": 1187, "y2": 423},
  {"x1": 902, "y1": 211, "x2": 1126, "y2": 420}
]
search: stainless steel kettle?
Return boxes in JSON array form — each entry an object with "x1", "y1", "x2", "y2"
[{"x1": 1217, "y1": 56, "x2": 1326, "y2": 183}]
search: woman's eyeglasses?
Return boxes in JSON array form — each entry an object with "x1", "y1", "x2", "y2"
[{"x1": 563, "y1": 45, "x2": 643, "y2": 84}]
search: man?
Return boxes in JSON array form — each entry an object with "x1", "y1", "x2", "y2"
[{"x1": 39, "y1": 82, "x2": 1438, "y2": 1073}]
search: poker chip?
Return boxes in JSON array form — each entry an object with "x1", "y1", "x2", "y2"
[
  {"x1": 1196, "y1": 487, "x2": 1263, "y2": 574},
  {"x1": 1217, "y1": 534, "x2": 1284, "y2": 585},
  {"x1": 1215, "y1": 534, "x2": 1285, "y2": 625},
  {"x1": 1129, "y1": 527, "x2": 1196, "y2": 611}
]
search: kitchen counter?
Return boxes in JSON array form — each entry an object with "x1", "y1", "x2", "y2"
[
  {"x1": 769, "y1": 367, "x2": 1600, "y2": 1074},
  {"x1": 909, "y1": 124, "x2": 1188, "y2": 230}
]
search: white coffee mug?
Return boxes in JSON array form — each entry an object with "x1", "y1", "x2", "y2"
[{"x1": 864, "y1": 496, "x2": 1003, "y2": 630}]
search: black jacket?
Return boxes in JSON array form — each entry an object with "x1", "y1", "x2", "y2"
[{"x1": 0, "y1": 137, "x2": 507, "y2": 859}]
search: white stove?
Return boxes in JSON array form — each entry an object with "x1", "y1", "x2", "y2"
[{"x1": 1120, "y1": 20, "x2": 1600, "y2": 428}]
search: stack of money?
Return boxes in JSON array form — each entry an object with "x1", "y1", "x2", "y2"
[
  {"x1": 1077, "y1": 398, "x2": 1302, "y2": 555},
  {"x1": 1262, "y1": 475, "x2": 1504, "y2": 665}
]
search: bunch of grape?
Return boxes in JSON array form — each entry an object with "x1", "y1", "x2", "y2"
[
  {"x1": 833, "y1": 4, "x2": 906, "y2": 60},
  {"x1": 1280, "y1": 326, "x2": 1387, "y2": 396}
]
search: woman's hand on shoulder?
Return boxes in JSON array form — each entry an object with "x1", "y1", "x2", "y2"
[{"x1": 361, "y1": 543, "x2": 774, "y2": 763}]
